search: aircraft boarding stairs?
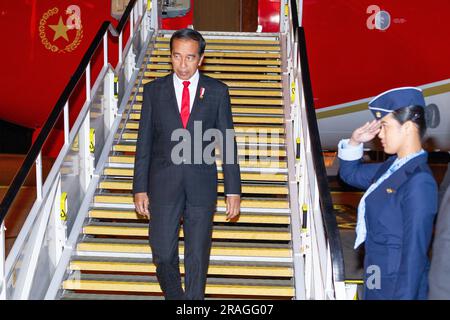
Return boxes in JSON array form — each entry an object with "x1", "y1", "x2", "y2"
[
  {"x1": 1, "y1": 0, "x2": 349, "y2": 300},
  {"x1": 62, "y1": 31, "x2": 295, "y2": 299}
]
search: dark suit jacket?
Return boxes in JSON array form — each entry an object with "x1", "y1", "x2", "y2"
[
  {"x1": 132, "y1": 72, "x2": 241, "y2": 206},
  {"x1": 429, "y1": 185, "x2": 450, "y2": 299},
  {"x1": 339, "y1": 153, "x2": 438, "y2": 299}
]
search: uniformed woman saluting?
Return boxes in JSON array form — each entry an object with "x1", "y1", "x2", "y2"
[{"x1": 338, "y1": 87, "x2": 438, "y2": 299}]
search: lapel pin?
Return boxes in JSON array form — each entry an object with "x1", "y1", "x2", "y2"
[{"x1": 199, "y1": 87, "x2": 205, "y2": 99}]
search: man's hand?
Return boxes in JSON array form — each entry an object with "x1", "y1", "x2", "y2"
[
  {"x1": 226, "y1": 195, "x2": 241, "y2": 220},
  {"x1": 349, "y1": 120, "x2": 381, "y2": 146},
  {"x1": 134, "y1": 192, "x2": 150, "y2": 219}
]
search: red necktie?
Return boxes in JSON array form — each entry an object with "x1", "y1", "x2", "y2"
[{"x1": 180, "y1": 81, "x2": 190, "y2": 128}]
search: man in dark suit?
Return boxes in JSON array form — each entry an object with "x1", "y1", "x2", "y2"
[{"x1": 132, "y1": 28, "x2": 241, "y2": 300}]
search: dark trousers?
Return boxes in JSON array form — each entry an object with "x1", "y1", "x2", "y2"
[{"x1": 149, "y1": 190, "x2": 215, "y2": 300}]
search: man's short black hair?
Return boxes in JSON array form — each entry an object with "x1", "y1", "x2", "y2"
[{"x1": 170, "y1": 28, "x2": 206, "y2": 56}]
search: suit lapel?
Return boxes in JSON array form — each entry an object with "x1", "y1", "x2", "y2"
[{"x1": 166, "y1": 73, "x2": 184, "y2": 128}]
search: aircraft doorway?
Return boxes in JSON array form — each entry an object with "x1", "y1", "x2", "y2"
[{"x1": 193, "y1": 0, "x2": 258, "y2": 32}]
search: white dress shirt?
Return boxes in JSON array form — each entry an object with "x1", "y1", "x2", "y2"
[{"x1": 173, "y1": 70, "x2": 200, "y2": 112}]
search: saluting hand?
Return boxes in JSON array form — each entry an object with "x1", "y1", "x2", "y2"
[
  {"x1": 349, "y1": 120, "x2": 381, "y2": 146},
  {"x1": 226, "y1": 195, "x2": 241, "y2": 221},
  {"x1": 134, "y1": 192, "x2": 150, "y2": 219}
]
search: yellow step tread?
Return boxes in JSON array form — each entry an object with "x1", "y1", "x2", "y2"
[
  {"x1": 83, "y1": 225, "x2": 291, "y2": 241},
  {"x1": 232, "y1": 116, "x2": 283, "y2": 124},
  {"x1": 121, "y1": 115, "x2": 284, "y2": 127},
  {"x1": 98, "y1": 181, "x2": 288, "y2": 194},
  {"x1": 69, "y1": 260, "x2": 293, "y2": 277},
  {"x1": 135, "y1": 87, "x2": 282, "y2": 97},
  {"x1": 119, "y1": 131, "x2": 285, "y2": 142},
  {"x1": 100, "y1": 169, "x2": 287, "y2": 181},
  {"x1": 129, "y1": 106, "x2": 284, "y2": 115},
  {"x1": 133, "y1": 95, "x2": 283, "y2": 105},
  {"x1": 233, "y1": 98, "x2": 283, "y2": 105},
  {"x1": 233, "y1": 91, "x2": 284, "y2": 98},
  {"x1": 77, "y1": 242, "x2": 292, "y2": 257},
  {"x1": 99, "y1": 180, "x2": 288, "y2": 194},
  {"x1": 144, "y1": 71, "x2": 282, "y2": 81},
  {"x1": 62, "y1": 280, "x2": 294, "y2": 296},
  {"x1": 112, "y1": 145, "x2": 287, "y2": 157},
  {"x1": 147, "y1": 64, "x2": 282, "y2": 73},
  {"x1": 156, "y1": 36, "x2": 280, "y2": 45},
  {"x1": 234, "y1": 107, "x2": 284, "y2": 114},
  {"x1": 103, "y1": 168, "x2": 287, "y2": 181},
  {"x1": 121, "y1": 122, "x2": 285, "y2": 134},
  {"x1": 140, "y1": 78, "x2": 282, "y2": 88},
  {"x1": 221, "y1": 81, "x2": 282, "y2": 88},
  {"x1": 123, "y1": 114, "x2": 285, "y2": 125},
  {"x1": 108, "y1": 155, "x2": 287, "y2": 167},
  {"x1": 150, "y1": 56, "x2": 281, "y2": 66},
  {"x1": 234, "y1": 126, "x2": 286, "y2": 133},
  {"x1": 151, "y1": 50, "x2": 281, "y2": 59},
  {"x1": 88, "y1": 209, "x2": 290, "y2": 223},
  {"x1": 94, "y1": 196, "x2": 289, "y2": 209},
  {"x1": 101, "y1": 170, "x2": 287, "y2": 182},
  {"x1": 215, "y1": 159, "x2": 287, "y2": 168},
  {"x1": 154, "y1": 43, "x2": 280, "y2": 51}
]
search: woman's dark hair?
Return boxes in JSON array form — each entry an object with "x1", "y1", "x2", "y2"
[
  {"x1": 392, "y1": 104, "x2": 440, "y2": 138},
  {"x1": 170, "y1": 28, "x2": 206, "y2": 56}
]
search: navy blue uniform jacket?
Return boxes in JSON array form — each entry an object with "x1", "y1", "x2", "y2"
[{"x1": 339, "y1": 153, "x2": 437, "y2": 299}]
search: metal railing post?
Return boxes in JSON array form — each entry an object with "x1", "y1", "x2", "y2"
[
  {"x1": 325, "y1": 244, "x2": 335, "y2": 299},
  {"x1": 298, "y1": 0, "x2": 304, "y2": 27},
  {"x1": 103, "y1": 33, "x2": 108, "y2": 68},
  {"x1": 125, "y1": 51, "x2": 136, "y2": 84},
  {"x1": 79, "y1": 115, "x2": 93, "y2": 193},
  {"x1": 151, "y1": 0, "x2": 159, "y2": 31},
  {"x1": 79, "y1": 63, "x2": 93, "y2": 192},
  {"x1": 104, "y1": 69, "x2": 118, "y2": 136},
  {"x1": 124, "y1": 5, "x2": 137, "y2": 84},
  {"x1": 86, "y1": 62, "x2": 91, "y2": 102},
  {"x1": 141, "y1": 0, "x2": 151, "y2": 44},
  {"x1": 138, "y1": 0, "x2": 143, "y2": 17},
  {"x1": 63, "y1": 102, "x2": 70, "y2": 145},
  {"x1": 118, "y1": 32, "x2": 123, "y2": 65},
  {"x1": 48, "y1": 175, "x2": 66, "y2": 269},
  {"x1": 130, "y1": 9, "x2": 134, "y2": 38},
  {"x1": 36, "y1": 152, "x2": 43, "y2": 201}
]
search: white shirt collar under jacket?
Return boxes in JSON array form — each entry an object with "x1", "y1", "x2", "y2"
[{"x1": 173, "y1": 70, "x2": 200, "y2": 112}]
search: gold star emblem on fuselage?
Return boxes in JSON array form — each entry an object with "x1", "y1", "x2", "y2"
[{"x1": 48, "y1": 16, "x2": 69, "y2": 42}]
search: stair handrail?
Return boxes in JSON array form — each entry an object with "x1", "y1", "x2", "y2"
[
  {"x1": 0, "y1": 0, "x2": 138, "y2": 235},
  {"x1": 289, "y1": 0, "x2": 346, "y2": 291}
]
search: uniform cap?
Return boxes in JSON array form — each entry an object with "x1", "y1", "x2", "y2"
[{"x1": 368, "y1": 87, "x2": 426, "y2": 119}]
